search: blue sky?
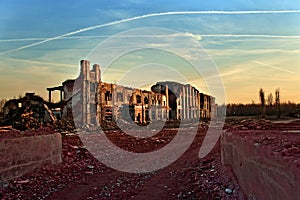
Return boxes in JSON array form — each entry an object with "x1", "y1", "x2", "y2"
[{"x1": 1, "y1": 0, "x2": 300, "y2": 104}]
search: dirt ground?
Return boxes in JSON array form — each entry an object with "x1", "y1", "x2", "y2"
[
  {"x1": 1, "y1": 118, "x2": 299, "y2": 200},
  {"x1": 0, "y1": 124, "x2": 245, "y2": 200}
]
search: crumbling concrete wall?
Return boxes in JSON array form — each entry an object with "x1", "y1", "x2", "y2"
[
  {"x1": 221, "y1": 131, "x2": 300, "y2": 200},
  {"x1": 98, "y1": 82, "x2": 169, "y2": 124},
  {"x1": 154, "y1": 81, "x2": 215, "y2": 121},
  {"x1": 63, "y1": 60, "x2": 101, "y2": 127},
  {"x1": 132, "y1": 89, "x2": 169, "y2": 123},
  {"x1": 79, "y1": 60, "x2": 101, "y2": 126},
  {"x1": 0, "y1": 132, "x2": 62, "y2": 182},
  {"x1": 61, "y1": 79, "x2": 75, "y2": 121}
]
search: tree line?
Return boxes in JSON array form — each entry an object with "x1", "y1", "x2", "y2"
[{"x1": 225, "y1": 88, "x2": 300, "y2": 118}]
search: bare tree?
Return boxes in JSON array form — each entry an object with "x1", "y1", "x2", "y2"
[
  {"x1": 259, "y1": 88, "x2": 266, "y2": 118},
  {"x1": 275, "y1": 88, "x2": 280, "y2": 118},
  {"x1": 267, "y1": 93, "x2": 273, "y2": 106}
]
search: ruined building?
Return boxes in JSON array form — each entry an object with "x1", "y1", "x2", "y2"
[{"x1": 47, "y1": 60, "x2": 215, "y2": 126}]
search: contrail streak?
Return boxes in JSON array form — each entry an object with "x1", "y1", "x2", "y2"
[
  {"x1": 200, "y1": 34, "x2": 300, "y2": 38},
  {"x1": 0, "y1": 34, "x2": 202, "y2": 42},
  {"x1": 1, "y1": 34, "x2": 300, "y2": 43},
  {"x1": 253, "y1": 60, "x2": 295, "y2": 74},
  {"x1": 0, "y1": 38, "x2": 48, "y2": 42},
  {"x1": 1, "y1": 10, "x2": 300, "y2": 56}
]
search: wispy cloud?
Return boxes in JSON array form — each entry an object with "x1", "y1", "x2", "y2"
[
  {"x1": 208, "y1": 49, "x2": 300, "y2": 56},
  {"x1": 219, "y1": 68, "x2": 243, "y2": 78},
  {"x1": 1, "y1": 10, "x2": 300, "y2": 56},
  {"x1": 207, "y1": 63, "x2": 255, "y2": 80},
  {"x1": 253, "y1": 60, "x2": 296, "y2": 74},
  {"x1": 184, "y1": 32, "x2": 202, "y2": 41},
  {"x1": 2, "y1": 57, "x2": 75, "y2": 68}
]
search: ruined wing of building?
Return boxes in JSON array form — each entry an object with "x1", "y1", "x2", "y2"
[{"x1": 47, "y1": 60, "x2": 216, "y2": 127}]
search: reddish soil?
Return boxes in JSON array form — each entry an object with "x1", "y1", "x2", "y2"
[
  {"x1": 2, "y1": 119, "x2": 299, "y2": 200},
  {"x1": 0, "y1": 125, "x2": 245, "y2": 200}
]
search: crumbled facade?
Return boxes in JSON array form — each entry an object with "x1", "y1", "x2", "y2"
[
  {"x1": 152, "y1": 81, "x2": 215, "y2": 121},
  {"x1": 97, "y1": 82, "x2": 170, "y2": 124},
  {"x1": 48, "y1": 60, "x2": 216, "y2": 126}
]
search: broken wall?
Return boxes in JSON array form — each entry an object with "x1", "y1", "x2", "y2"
[{"x1": 0, "y1": 132, "x2": 62, "y2": 182}]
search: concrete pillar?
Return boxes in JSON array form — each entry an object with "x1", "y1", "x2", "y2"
[
  {"x1": 92, "y1": 64, "x2": 101, "y2": 125},
  {"x1": 60, "y1": 90, "x2": 63, "y2": 102},
  {"x1": 182, "y1": 86, "x2": 186, "y2": 119},
  {"x1": 93, "y1": 64, "x2": 101, "y2": 83},
  {"x1": 210, "y1": 97, "x2": 215, "y2": 118},
  {"x1": 186, "y1": 85, "x2": 189, "y2": 119},
  {"x1": 132, "y1": 91, "x2": 136, "y2": 104},
  {"x1": 81, "y1": 61, "x2": 87, "y2": 125},
  {"x1": 182, "y1": 87, "x2": 184, "y2": 119},
  {"x1": 48, "y1": 91, "x2": 51, "y2": 103},
  {"x1": 189, "y1": 85, "x2": 192, "y2": 119},
  {"x1": 81, "y1": 60, "x2": 90, "y2": 81},
  {"x1": 148, "y1": 93, "x2": 151, "y2": 107},
  {"x1": 86, "y1": 81, "x2": 91, "y2": 124},
  {"x1": 80, "y1": 60, "x2": 91, "y2": 125},
  {"x1": 177, "y1": 93, "x2": 181, "y2": 120},
  {"x1": 181, "y1": 92, "x2": 184, "y2": 120},
  {"x1": 141, "y1": 92, "x2": 145, "y2": 123},
  {"x1": 122, "y1": 88, "x2": 126, "y2": 104},
  {"x1": 112, "y1": 84, "x2": 117, "y2": 106},
  {"x1": 165, "y1": 84, "x2": 169, "y2": 107},
  {"x1": 191, "y1": 87, "x2": 194, "y2": 119},
  {"x1": 197, "y1": 92, "x2": 200, "y2": 119},
  {"x1": 149, "y1": 95, "x2": 152, "y2": 122},
  {"x1": 96, "y1": 87, "x2": 101, "y2": 125},
  {"x1": 192, "y1": 87, "x2": 195, "y2": 107}
]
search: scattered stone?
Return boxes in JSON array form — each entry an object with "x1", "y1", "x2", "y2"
[
  {"x1": 87, "y1": 165, "x2": 94, "y2": 169},
  {"x1": 15, "y1": 179, "x2": 29, "y2": 184},
  {"x1": 225, "y1": 188, "x2": 233, "y2": 194}
]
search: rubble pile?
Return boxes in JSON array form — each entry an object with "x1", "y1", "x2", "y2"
[
  {"x1": 56, "y1": 119, "x2": 76, "y2": 133},
  {"x1": 98, "y1": 120, "x2": 119, "y2": 130},
  {"x1": 225, "y1": 118, "x2": 273, "y2": 131},
  {"x1": 1, "y1": 93, "x2": 56, "y2": 130}
]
